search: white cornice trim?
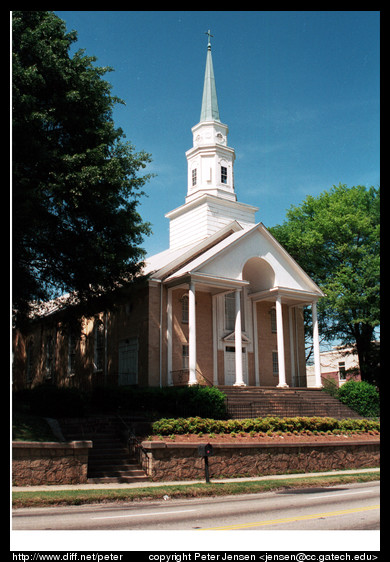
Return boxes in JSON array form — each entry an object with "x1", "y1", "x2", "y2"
[{"x1": 165, "y1": 193, "x2": 259, "y2": 220}]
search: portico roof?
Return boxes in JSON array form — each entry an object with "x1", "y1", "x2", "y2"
[{"x1": 157, "y1": 221, "x2": 324, "y2": 301}]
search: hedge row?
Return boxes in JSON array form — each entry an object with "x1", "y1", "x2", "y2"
[
  {"x1": 13, "y1": 384, "x2": 228, "y2": 419},
  {"x1": 152, "y1": 416, "x2": 380, "y2": 436}
]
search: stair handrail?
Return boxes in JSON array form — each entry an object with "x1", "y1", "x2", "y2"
[
  {"x1": 116, "y1": 412, "x2": 149, "y2": 469},
  {"x1": 170, "y1": 368, "x2": 214, "y2": 387},
  {"x1": 196, "y1": 367, "x2": 215, "y2": 387}
]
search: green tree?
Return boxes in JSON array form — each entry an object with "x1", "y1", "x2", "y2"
[
  {"x1": 12, "y1": 11, "x2": 152, "y2": 326},
  {"x1": 269, "y1": 184, "x2": 380, "y2": 385}
]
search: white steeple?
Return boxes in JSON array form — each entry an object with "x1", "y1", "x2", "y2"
[
  {"x1": 166, "y1": 32, "x2": 258, "y2": 250},
  {"x1": 185, "y1": 30, "x2": 236, "y2": 204}
]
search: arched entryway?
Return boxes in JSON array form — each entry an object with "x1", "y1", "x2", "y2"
[{"x1": 242, "y1": 256, "x2": 275, "y2": 293}]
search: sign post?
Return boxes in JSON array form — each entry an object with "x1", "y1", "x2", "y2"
[{"x1": 198, "y1": 443, "x2": 214, "y2": 483}]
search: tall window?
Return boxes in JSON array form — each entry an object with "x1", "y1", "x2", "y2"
[
  {"x1": 272, "y1": 351, "x2": 279, "y2": 376},
  {"x1": 270, "y1": 308, "x2": 277, "y2": 333},
  {"x1": 192, "y1": 168, "x2": 197, "y2": 186},
  {"x1": 45, "y1": 335, "x2": 54, "y2": 380},
  {"x1": 338, "y1": 361, "x2": 346, "y2": 381},
  {"x1": 181, "y1": 295, "x2": 189, "y2": 323},
  {"x1": 118, "y1": 338, "x2": 138, "y2": 386},
  {"x1": 221, "y1": 166, "x2": 227, "y2": 184},
  {"x1": 224, "y1": 292, "x2": 236, "y2": 331},
  {"x1": 26, "y1": 340, "x2": 34, "y2": 384},
  {"x1": 94, "y1": 320, "x2": 105, "y2": 372},
  {"x1": 224, "y1": 291, "x2": 245, "y2": 331},
  {"x1": 182, "y1": 345, "x2": 189, "y2": 369},
  {"x1": 68, "y1": 332, "x2": 77, "y2": 376}
]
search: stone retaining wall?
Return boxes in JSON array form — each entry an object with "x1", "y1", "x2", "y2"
[
  {"x1": 12, "y1": 441, "x2": 92, "y2": 486},
  {"x1": 140, "y1": 440, "x2": 379, "y2": 481}
]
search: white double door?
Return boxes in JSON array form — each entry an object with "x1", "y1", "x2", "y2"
[{"x1": 224, "y1": 345, "x2": 248, "y2": 385}]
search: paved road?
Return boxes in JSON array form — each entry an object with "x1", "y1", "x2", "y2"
[{"x1": 12, "y1": 481, "x2": 379, "y2": 531}]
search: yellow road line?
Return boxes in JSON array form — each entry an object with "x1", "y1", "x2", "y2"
[{"x1": 199, "y1": 504, "x2": 380, "y2": 531}]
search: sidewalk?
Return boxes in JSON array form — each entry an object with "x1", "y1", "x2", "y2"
[{"x1": 12, "y1": 467, "x2": 379, "y2": 493}]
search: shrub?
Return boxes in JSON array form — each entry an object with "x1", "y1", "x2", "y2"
[
  {"x1": 90, "y1": 385, "x2": 228, "y2": 419},
  {"x1": 25, "y1": 384, "x2": 88, "y2": 418},
  {"x1": 14, "y1": 384, "x2": 228, "y2": 420},
  {"x1": 178, "y1": 385, "x2": 227, "y2": 419},
  {"x1": 337, "y1": 381, "x2": 379, "y2": 418},
  {"x1": 151, "y1": 416, "x2": 380, "y2": 436}
]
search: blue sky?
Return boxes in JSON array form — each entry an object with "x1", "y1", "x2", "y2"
[{"x1": 55, "y1": 11, "x2": 380, "y2": 257}]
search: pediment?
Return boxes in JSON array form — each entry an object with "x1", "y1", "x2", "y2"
[
  {"x1": 222, "y1": 331, "x2": 251, "y2": 343},
  {"x1": 163, "y1": 222, "x2": 324, "y2": 300},
  {"x1": 196, "y1": 223, "x2": 324, "y2": 297}
]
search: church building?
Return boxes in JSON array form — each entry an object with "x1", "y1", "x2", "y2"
[{"x1": 12, "y1": 34, "x2": 324, "y2": 391}]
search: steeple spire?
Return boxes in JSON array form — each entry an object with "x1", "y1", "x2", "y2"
[
  {"x1": 165, "y1": 31, "x2": 258, "y2": 250},
  {"x1": 200, "y1": 30, "x2": 220, "y2": 122}
]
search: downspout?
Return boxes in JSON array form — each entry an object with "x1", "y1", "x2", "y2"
[
  {"x1": 159, "y1": 281, "x2": 163, "y2": 388},
  {"x1": 104, "y1": 311, "x2": 108, "y2": 385}
]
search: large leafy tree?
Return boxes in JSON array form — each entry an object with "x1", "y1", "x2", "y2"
[
  {"x1": 12, "y1": 11, "x2": 152, "y2": 326},
  {"x1": 269, "y1": 184, "x2": 380, "y2": 385}
]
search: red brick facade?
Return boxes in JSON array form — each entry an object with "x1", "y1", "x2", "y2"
[{"x1": 13, "y1": 282, "x2": 307, "y2": 390}]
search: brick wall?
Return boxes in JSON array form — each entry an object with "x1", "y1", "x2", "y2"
[
  {"x1": 141, "y1": 440, "x2": 379, "y2": 482},
  {"x1": 12, "y1": 441, "x2": 92, "y2": 486}
]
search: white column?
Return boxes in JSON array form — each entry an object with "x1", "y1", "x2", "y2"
[
  {"x1": 212, "y1": 294, "x2": 218, "y2": 385},
  {"x1": 234, "y1": 288, "x2": 245, "y2": 386},
  {"x1": 167, "y1": 288, "x2": 173, "y2": 386},
  {"x1": 289, "y1": 307, "x2": 296, "y2": 387},
  {"x1": 188, "y1": 281, "x2": 197, "y2": 386},
  {"x1": 276, "y1": 295, "x2": 288, "y2": 388},
  {"x1": 312, "y1": 301, "x2": 323, "y2": 388},
  {"x1": 253, "y1": 301, "x2": 260, "y2": 386}
]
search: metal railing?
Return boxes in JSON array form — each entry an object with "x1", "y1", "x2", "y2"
[
  {"x1": 226, "y1": 400, "x2": 360, "y2": 420},
  {"x1": 170, "y1": 368, "x2": 214, "y2": 387},
  {"x1": 116, "y1": 413, "x2": 151, "y2": 474}
]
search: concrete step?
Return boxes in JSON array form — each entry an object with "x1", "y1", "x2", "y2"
[
  {"x1": 87, "y1": 475, "x2": 149, "y2": 484},
  {"x1": 88, "y1": 467, "x2": 146, "y2": 478},
  {"x1": 59, "y1": 415, "x2": 149, "y2": 483},
  {"x1": 218, "y1": 386, "x2": 361, "y2": 419}
]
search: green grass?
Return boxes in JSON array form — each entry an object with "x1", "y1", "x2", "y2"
[{"x1": 12, "y1": 471, "x2": 379, "y2": 509}]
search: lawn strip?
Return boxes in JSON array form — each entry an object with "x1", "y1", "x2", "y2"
[{"x1": 12, "y1": 472, "x2": 379, "y2": 509}]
